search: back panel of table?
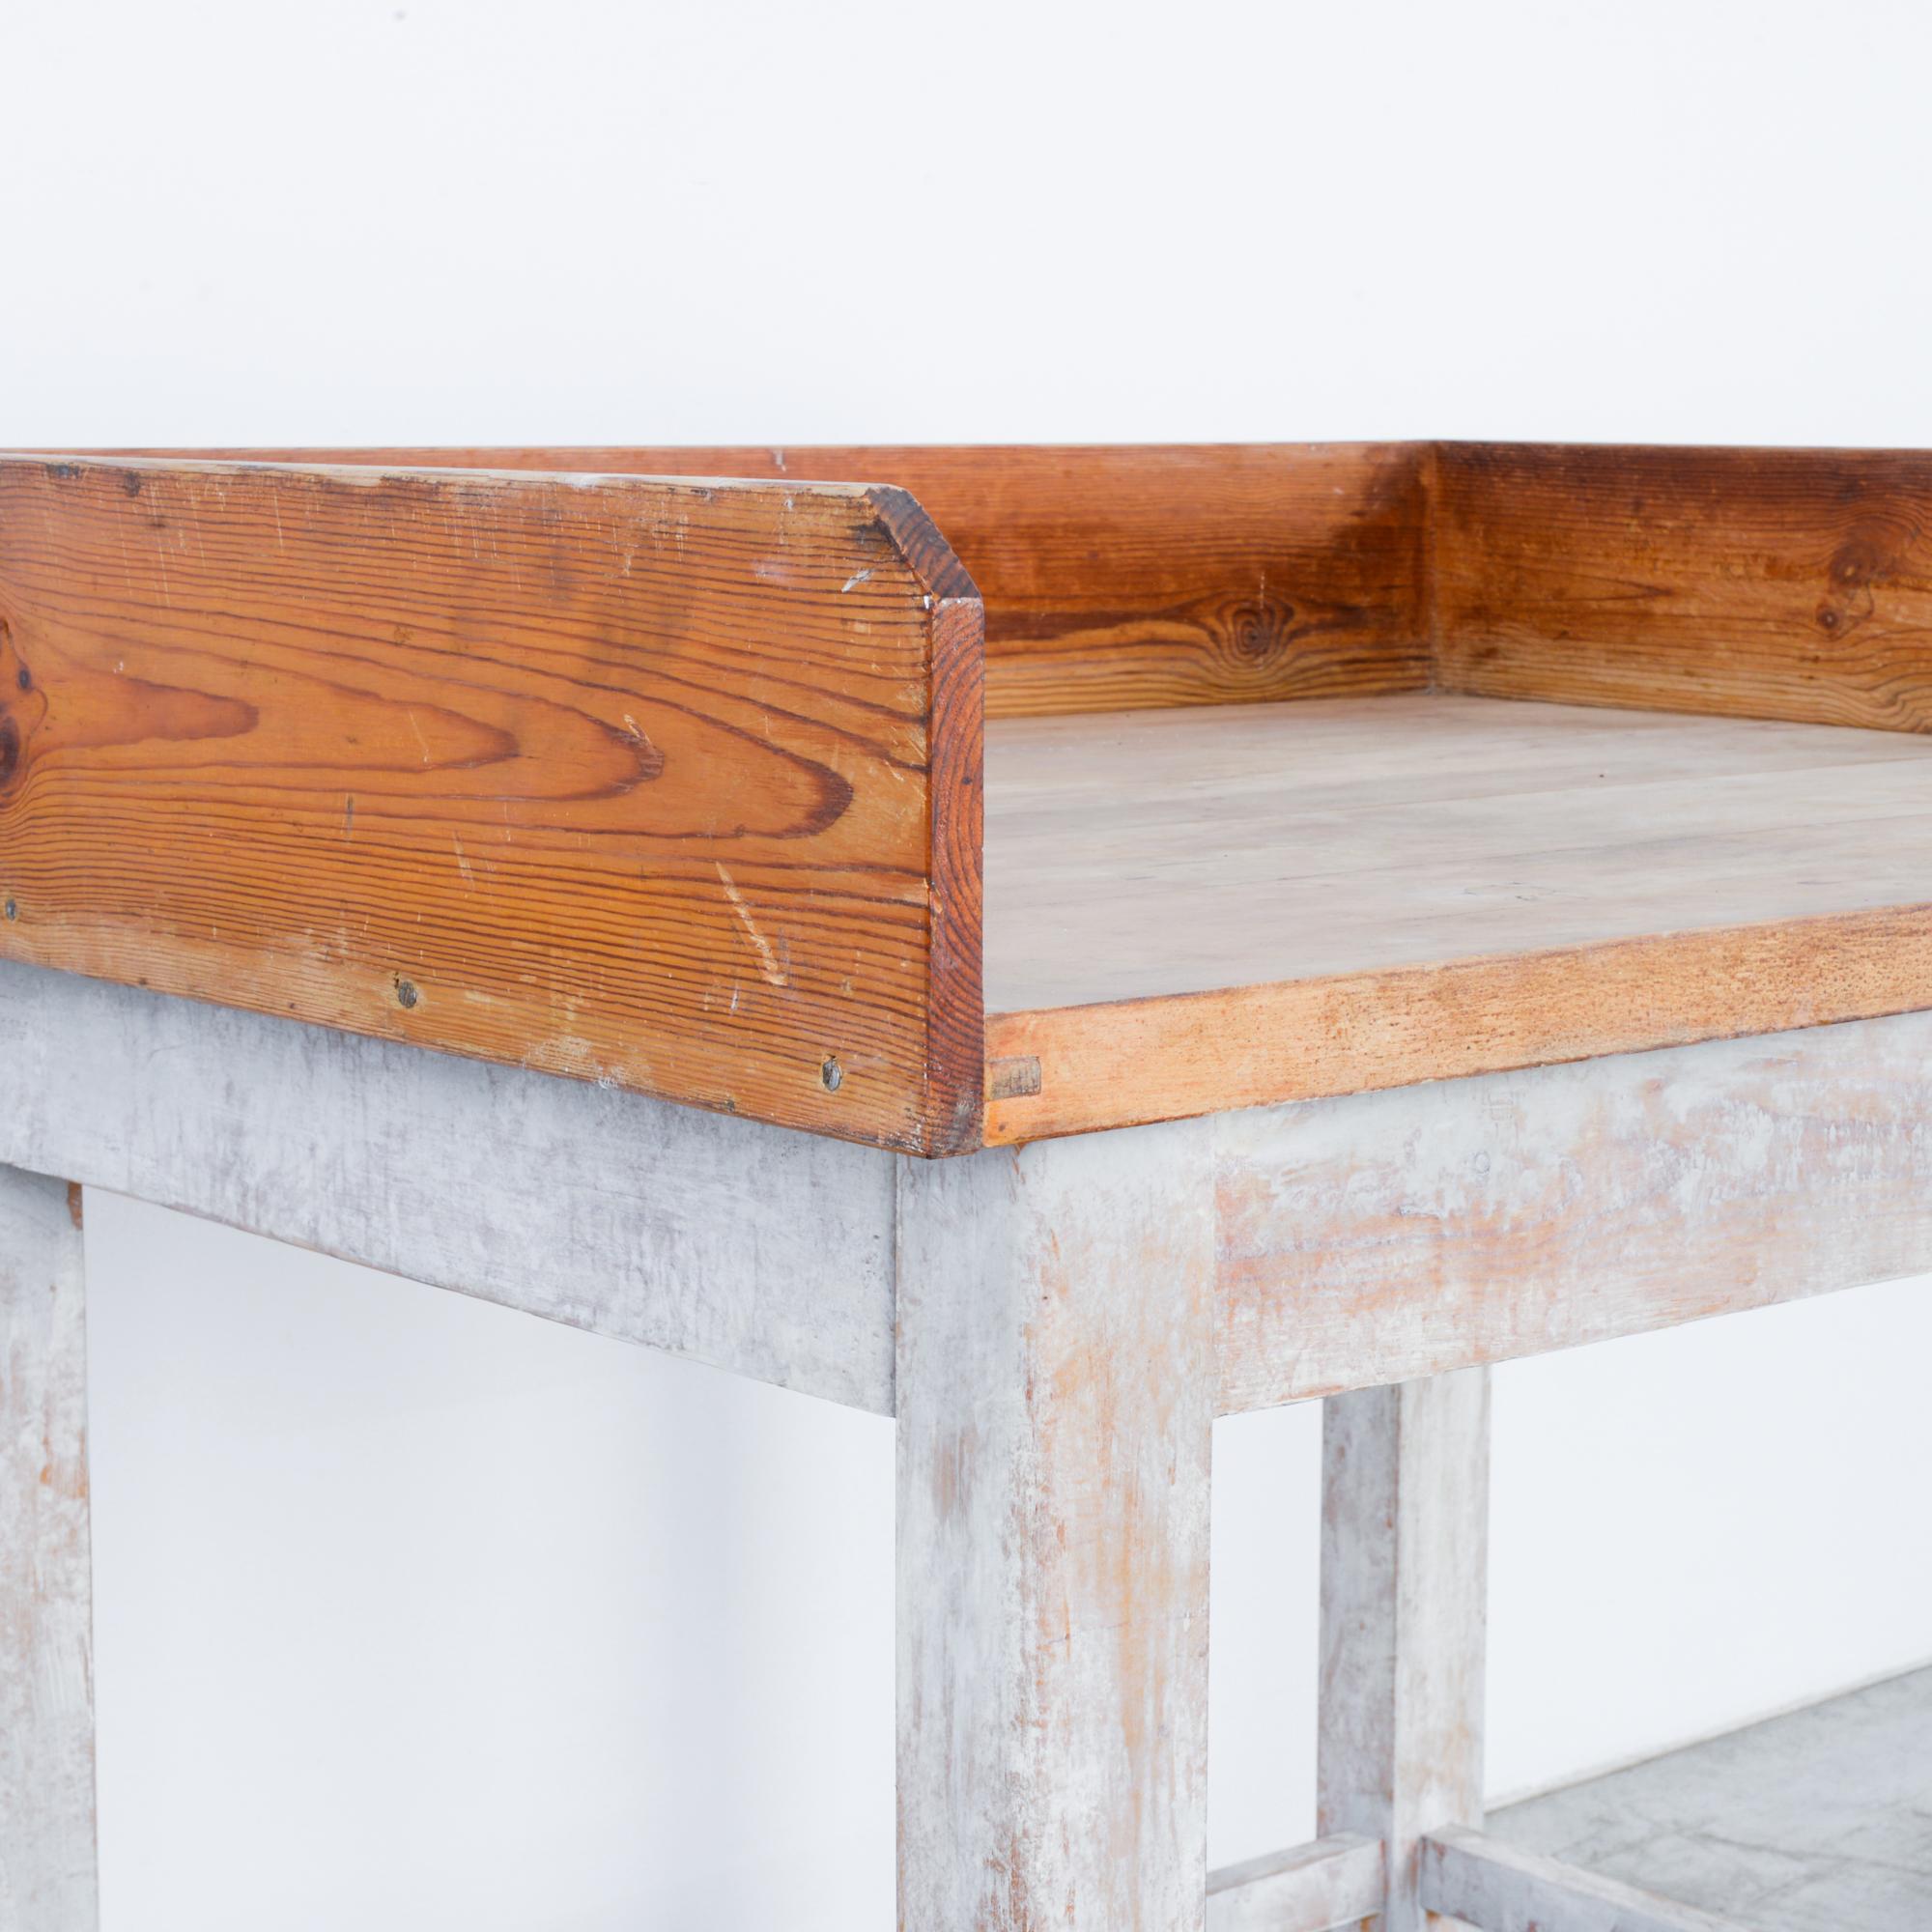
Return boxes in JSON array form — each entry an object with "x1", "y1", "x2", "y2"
[
  {"x1": 100, "y1": 443, "x2": 1437, "y2": 720},
  {"x1": 1435, "y1": 441, "x2": 1932, "y2": 732}
]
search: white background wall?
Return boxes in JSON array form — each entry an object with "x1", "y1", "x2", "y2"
[{"x1": 7, "y1": 1, "x2": 1932, "y2": 1924}]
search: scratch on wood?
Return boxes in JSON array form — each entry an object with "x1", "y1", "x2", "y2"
[{"x1": 715, "y1": 863, "x2": 787, "y2": 987}]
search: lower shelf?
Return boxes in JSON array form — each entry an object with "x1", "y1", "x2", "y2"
[{"x1": 1489, "y1": 1664, "x2": 1932, "y2": 1930}]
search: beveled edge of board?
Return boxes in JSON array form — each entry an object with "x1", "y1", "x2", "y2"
[{"x1": 863, "y1": 481, "x2": 986, "y2": 1153}]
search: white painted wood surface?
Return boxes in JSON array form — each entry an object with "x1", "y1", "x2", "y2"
[
  {"x1": 0, "y1": 960, "x2": 895, "y2": 1413},
  {"x1": 1206, "y1": 1832, "x2": 1384, "y2": 1931},
  {"x1": 1492, "y1": 1664, "x2": 1932, "y2": 1929},
  {"x1": 895, "y1": 1127, "x2": 1217, "y2": 1931},
  {"x1": 9, "y1": 958, "x2": 1932, "y2": 1923},
  {"x1": 0, "y1": 1165, "x2": 97, "y2": 1929},
  {"x1": 1217, "y1": 1007, "x2": 1932, "y2": 1411},
  {"x1": 1319, "y1": 1372, "x2": 1490, "y2": 1932},
  {"x1": 14, "y1": 958, "x2": 1932, "y2": 1424},
  {"x1": 1422, "y1": 1827, "x2": 1749, "y2": 1932}
]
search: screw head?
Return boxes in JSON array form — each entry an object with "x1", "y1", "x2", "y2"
[
  {"x1": 3, "y1": 898, "x2": 14, "y2": 922},
  {"x1": 820, "y1": 1056, "x2": 842, "y2": 1093},
  {"x1": 395, "y1": 978, "x2": 419, "y2": 1009}
]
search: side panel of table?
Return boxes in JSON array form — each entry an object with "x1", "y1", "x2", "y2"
[{"x1": 0, "y1": 455, "x2": 983, "y2": 1153}]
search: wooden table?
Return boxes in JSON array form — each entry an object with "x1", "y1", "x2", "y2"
[{"x1": 4, "y1": 441, "x2": 1929, "y2": 1929}]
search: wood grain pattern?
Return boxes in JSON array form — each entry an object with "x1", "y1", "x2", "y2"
[
  {"x1": 982, "y1": 696, "x2": 1932, "y2": 1142},
  {"x1": 1435, "y1": 441, "x2": 1932, "y2": 731},
  {"x1": 1320, "y1": 1374, "x2": 1489, "y2": 1932},
  {"x1": 1212, "y1": 1006, "x2": 1932, "y2": 1413},
  {"x1": 1206, "y1": 1833, "x2": 1384, "y2": 1932},
  {"x1": 1421, "y1": 1828, "x2": 1749, "y2": 1932},
  {"x1": 106, "y1": 444, "x2": 1435, "y2": 720},
  {"x1": 35, "y1": 442, "x2": 1932, "y2": 1151},
  {"x1": 0, "y1": 1162, "x2": 97, "y2": 1930},
  {"x1": 115, "y1": 440, "x2": 1932, "y2": 731},
  {"x1": 0, "y1": 455, "x2": 981, "y2": 1152},
  {"x1": 0, "y1": 957, "x2": 896, "y2": 1412},
  {"x1": 895, "y1": 1127, "x2": 1217, "y2": 1928},
  {"x1": 988, "y1": 904, "x2": 1932, "y2": 1144}
]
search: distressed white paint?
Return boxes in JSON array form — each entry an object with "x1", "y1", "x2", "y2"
[
  {"x1": 1217, "y1": 1006, "x2": 1932, "y2": 1412},
  {"x1": 0, "y1": 1165, "x2": 97, "y2": 1928},
  {"x1": 14, "y1": 959, "x2": 1932, "y2": 1426},
  {"x1": 1319, "y1": 1372, "x2": 1490, "y2": 1932},
  {"x1": 8, "y1": 965, "x2": 1932, "y2": 1920},
  {"x1": 1206, "y1": 1832, "x2": 1384, "y2": 1931},
  {"x1": 1492, "y1": 1663, "x2": 1932, "y2": 1927},
  {"x1": 0, "y1": 961, "x2": 894, "y2": 1412},
  {"x1": 1421, "y1": 1827, "x2": 1748, "y2": 1932},
  {"x1": 895, "y1": 1126, "x2": 1217, "y2": 1931}
]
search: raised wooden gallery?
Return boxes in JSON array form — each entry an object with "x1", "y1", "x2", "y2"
[{"x1": 4, "y1": 441, "x2": 1928, "y2": 1929}]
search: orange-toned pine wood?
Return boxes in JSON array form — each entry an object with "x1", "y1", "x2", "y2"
[
  {"x1": 983, "y1": 905, "x2": 1932, "y2": 1144},
  {"x1": 115, "y1": 445, "x2": 1435, "y2": 720},
  {"x1": 29, "y1": 440, "x2": 1932, "y2": 1151},
  {"x1": 0, "y1": 456, "x2": 982, "y2": 1152},
  {"x1": 1435, "y1": 442, "x2": 1932, "y2": 731}
]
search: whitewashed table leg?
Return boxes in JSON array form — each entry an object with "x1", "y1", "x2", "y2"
[
  {"x1": 1319, "y1": 1370, "x2": 1490, "y2": 1932},
  {"x1": 895, "y1": 1128, "x2": 1216, "y2": 1931},
  {"x1": 0, "y1": 1166, "x2": 98, "y2": 1929}
]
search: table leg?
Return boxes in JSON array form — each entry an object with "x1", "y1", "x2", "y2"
[
  {"x1": 1319, "y1": 1369, "x2": 1491, "y2": 1931},
  {"x1": 0, "y1": 1165, "x2": 98, "y2": 1929},
  {"x1": 895, "y1": 1129, "x2": 1217, "y2": 1931}
]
